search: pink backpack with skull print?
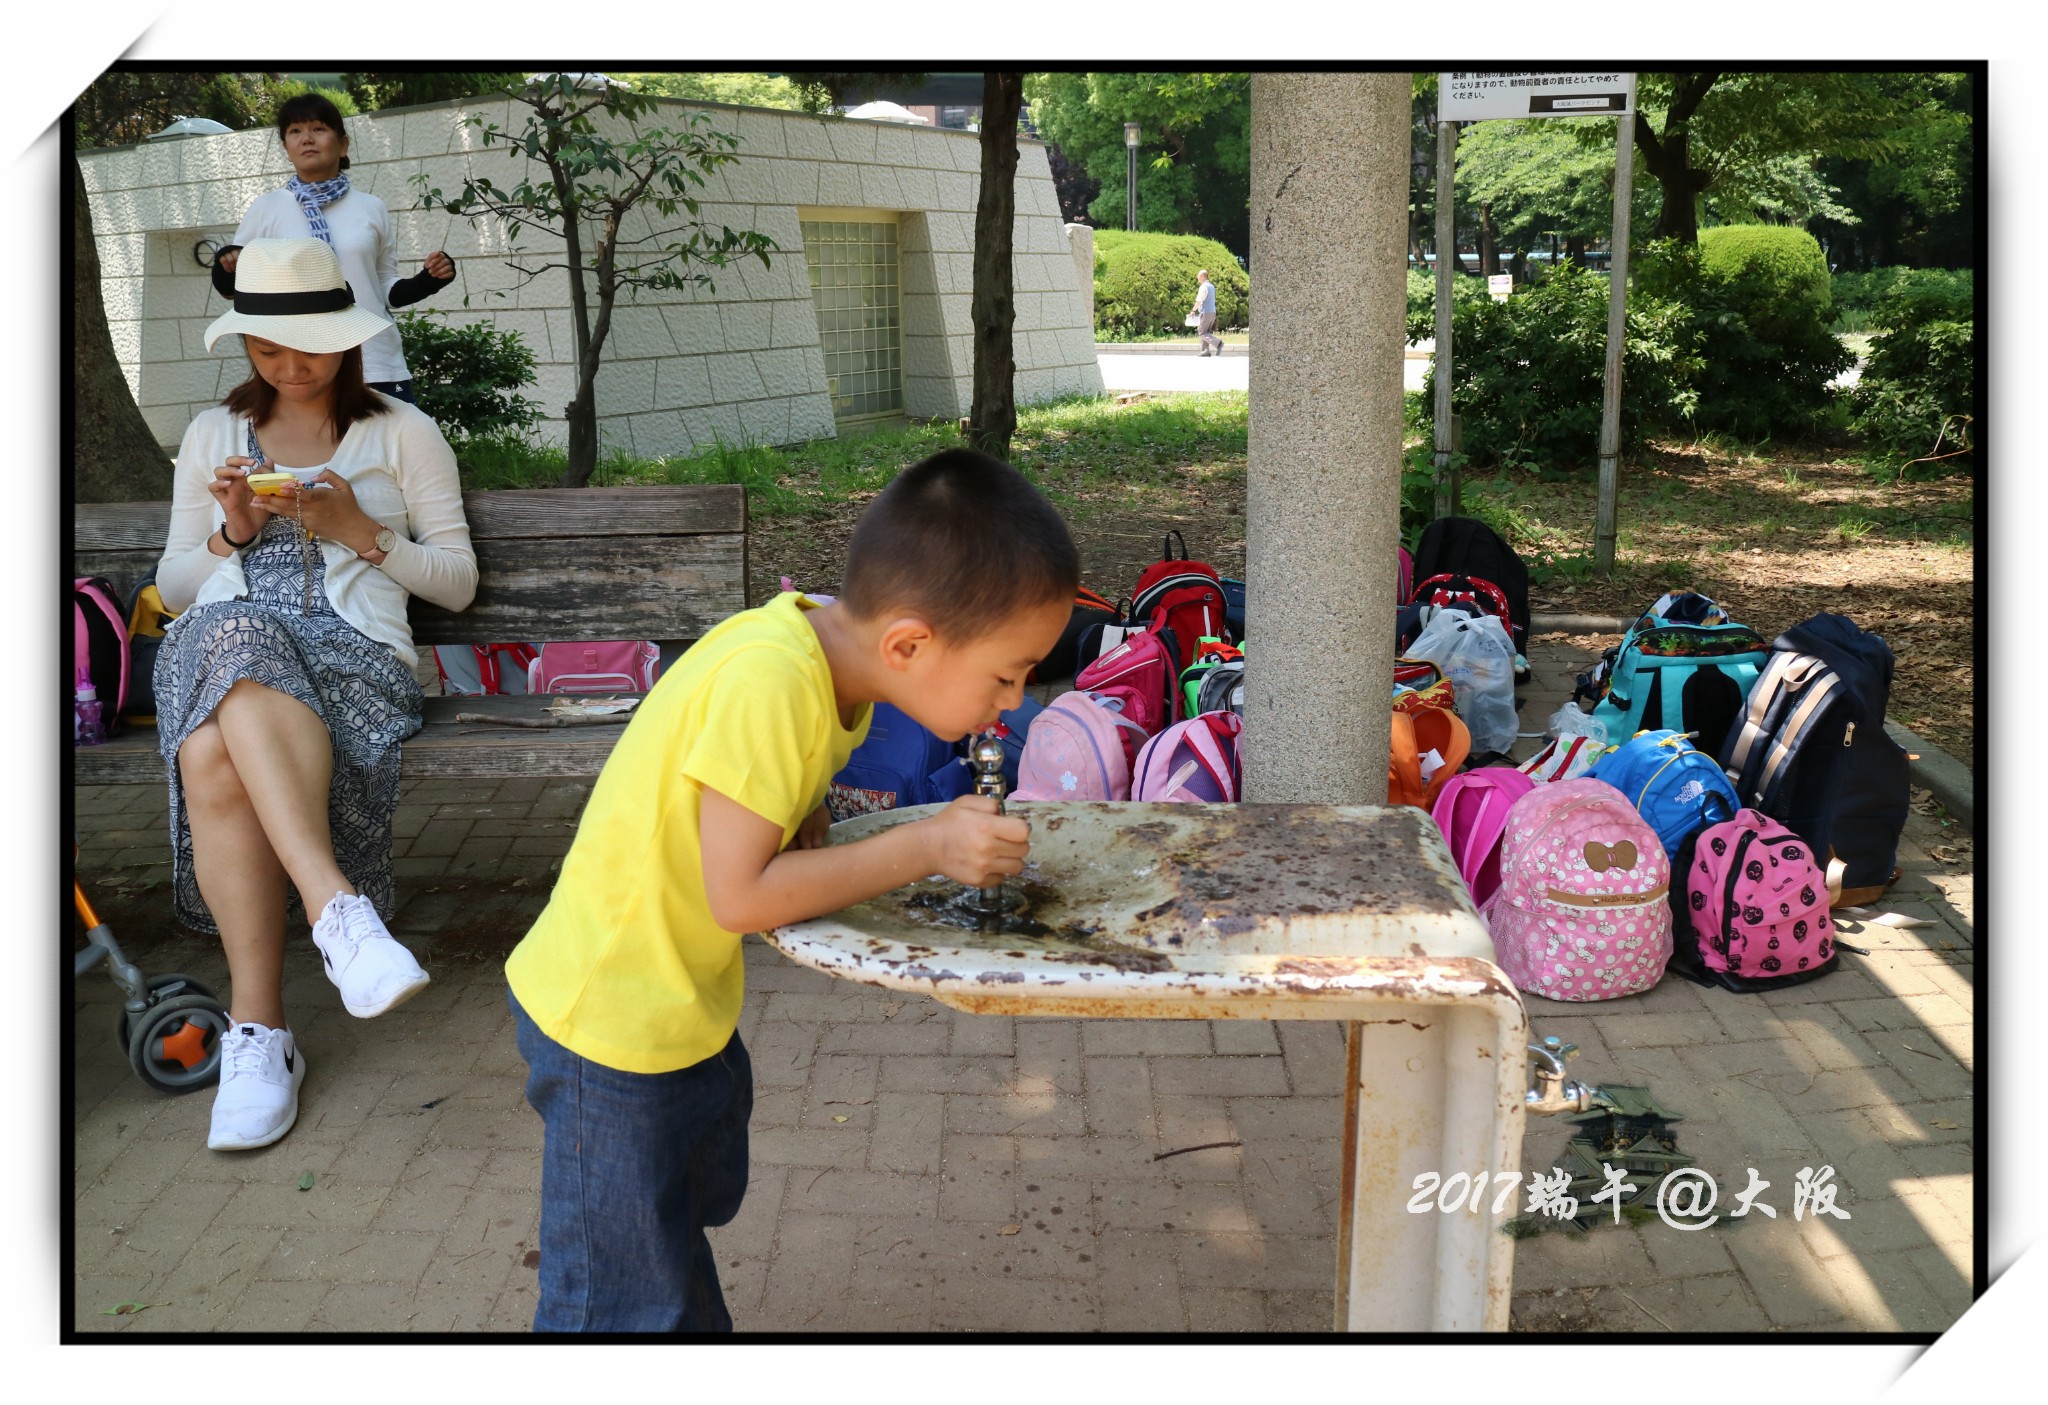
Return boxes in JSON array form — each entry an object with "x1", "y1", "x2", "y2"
[
  {"x1": 1481, "y1": 777, "x2": 1673, "y2": 1002},
  {"x1": 1680, "y1": 809, "x2": 1836, "y2": 990}
]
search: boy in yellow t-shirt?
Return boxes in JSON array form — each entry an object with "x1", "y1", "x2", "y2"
[{"x1": 503, "y1": 448, "x2": 1079, "y2": 1332}]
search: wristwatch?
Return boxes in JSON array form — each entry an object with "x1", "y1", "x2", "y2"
[{"x1": 360, "y1": 526, "x2": 398, "y2": 561}]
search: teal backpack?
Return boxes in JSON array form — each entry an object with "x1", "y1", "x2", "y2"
[{"x1": 1581, "y1": 592, "x2": 1768, "y2": 755}]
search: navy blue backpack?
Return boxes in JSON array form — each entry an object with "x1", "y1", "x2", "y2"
[
  {"x1": 825, "y1": 699, "x2": 1045, "y2": 823},
  {"x1": 1718, "y1": 613, "x2": 1911, "y2": 905}
]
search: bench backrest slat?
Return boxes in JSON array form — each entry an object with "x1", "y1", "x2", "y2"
[{"x1": 72, "y1": 485, "x2": 749, "y2": 644}]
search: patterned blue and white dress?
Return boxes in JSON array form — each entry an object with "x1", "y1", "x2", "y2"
[{"x1": 154, "y1": 509, "x2": 422, "y2": 934}]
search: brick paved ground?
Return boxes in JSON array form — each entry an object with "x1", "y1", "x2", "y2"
[{"x1": 69, "y1": 635, "x2": 1974, "y2": 1333}]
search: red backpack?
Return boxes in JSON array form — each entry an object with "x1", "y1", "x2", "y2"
[
  {"x1": 1409, "y1": 572, "x2": 1519, "y2": 650},
  {"x1": 1074, "y1": 626, "x2": 1179, "y2": 737},
  {"x1": 1131, "y1": 531, "x2": 1229, "y2": 672}
]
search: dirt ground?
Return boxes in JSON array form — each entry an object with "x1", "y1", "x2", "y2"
[{"x1": 748, "y1": 440, "x2": 1974, "y2": 763}]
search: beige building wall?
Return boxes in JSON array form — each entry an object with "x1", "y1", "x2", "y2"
[{"x1": 79, "y1": 96, "x2": 1104, "y2": 455}]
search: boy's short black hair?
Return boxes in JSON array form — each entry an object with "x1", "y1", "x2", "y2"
[{"x1": 839, "y1": 448, "x2": 1080, "y2": 641}]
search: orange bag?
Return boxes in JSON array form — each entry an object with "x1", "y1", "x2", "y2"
[{"x1": 1388, "y1": 707, "x2": 1471, "y2": 808}]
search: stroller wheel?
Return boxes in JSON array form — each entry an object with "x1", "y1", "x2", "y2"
[
  {"x1": 115, "y1": 973, "x2": 221, "y2": 1053},
  {"x1": 127, "y1": 993, "x2": 228, "y2": 1094}
]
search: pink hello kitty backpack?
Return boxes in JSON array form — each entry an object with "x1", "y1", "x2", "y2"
[
  {"x1": 1482, "y1": 777, "x2": 1673, "y2": 1002},
  {"x1": 1131, "y1": 711, "x2": 1243, "y2": 803},
  {"x1": 1679, "y1": 809, "x2": 1837, "y2": 992},
  {"x1": 1430, "y1": 767, "x2": 1535, "y2": 908},
  {"x1": 1011, "y1": 691, "x2": 1152, "y2": 802}
]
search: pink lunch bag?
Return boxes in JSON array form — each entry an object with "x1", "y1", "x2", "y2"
[
  {"x1": 1684, "y1": 809, "x2": 1836, "y2": 984},
  {"x1": 1430, "y1": 767, "x2": 1535, "y2": 908},
  {"x1": 526, "y1": 640, "x2": 661, "y2": 695},
  {"x1": 1482, "y1": 777, "x2": 1673, "y2": 1001}
]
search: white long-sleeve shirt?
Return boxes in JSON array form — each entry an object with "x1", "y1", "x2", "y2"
[
  {"x1": 232, "y1": 188, "x2": 413, "y2": 382},
  {"x1": 156, "y1": 399, "x2": 478, "y2": 668}
]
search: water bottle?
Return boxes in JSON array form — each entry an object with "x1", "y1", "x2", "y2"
[{"x1": 74, "y1": 668, "x2": 105, "y2": 747}]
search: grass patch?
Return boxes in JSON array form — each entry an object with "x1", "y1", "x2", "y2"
[{"x1": 452, "y1": 392, "x2": 1251, "y2": 523}]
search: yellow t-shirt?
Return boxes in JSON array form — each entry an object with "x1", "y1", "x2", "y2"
[{"x1": 504, "y1": 593, "x2": 870, "y2": 1073}]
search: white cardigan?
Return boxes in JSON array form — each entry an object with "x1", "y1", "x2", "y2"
[
  {"x1": 157, "y1": 398, "x2": 478, "y2": 668},
  {"x1": 233, "y1": 188, "x2": 411, "y2": 383}
]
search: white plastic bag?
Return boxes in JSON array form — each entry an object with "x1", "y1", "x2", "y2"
[
  {"x1": 1548, "y1": 701, "x2": 1609, "y2": 744},
  {"x1": 1406, "y1": 612, "x2": 1519, "y2": 754}
]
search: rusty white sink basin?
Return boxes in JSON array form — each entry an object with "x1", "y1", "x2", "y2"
[
  {"x1": 765, "y1": 800, "x2": 1533, "y2": 1332},
  {"x1": 766, "y1": 801, "x2": 1501, "y2": 1014}
]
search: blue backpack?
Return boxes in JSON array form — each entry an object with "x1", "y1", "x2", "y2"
[
  {"x1": 825, "y1": 699, "x2": 1044, "y2": 823},
  {"x1": 1587, "y1": 728, "x2": 1740, "y2": 861},
  {"x1": 827, "y1": 703, "x2": 973, "y2": 822}
]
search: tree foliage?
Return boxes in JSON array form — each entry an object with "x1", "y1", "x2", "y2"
[
  {"x1": 1810, "y1": 72, "x2": 1974, "y2": 270},
  {"x1": 614, "y1": 72, "x2": 808, "y2": 111},
  {"x1": 1619, "y1": 71, "x2": 1927, "y2": 244},
  {"x1": 1024, "y1": 72, "x2": 1250, "y2": 259},
  {"x1": 412, "y1": 75, "x2": 775, "y2": 487},
  {"x1": 73, "y1": 70, "x2": 355, "y2": 147},
  {"x1": 342, "y1": 71, "x2": 522, "y2": 112},
  {"x1": 1848, "y1": 279, "x2": 1974, "y2": 472}
]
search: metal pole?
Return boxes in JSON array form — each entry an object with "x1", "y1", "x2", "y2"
[
  {"x1": 1432, "y1": 119, "x2": 1457, "y2": 520},
  {"x1": 1594, "y1": 112, "x2": 1635, "y2": 577},
  {"x1": 1125, "y1": 122, "x2": 1140, "y2": 231}
]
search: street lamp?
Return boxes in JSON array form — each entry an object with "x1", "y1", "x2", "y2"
[{"x1": 1124, "y1": 122, "x2": 1140, "y2": 231}]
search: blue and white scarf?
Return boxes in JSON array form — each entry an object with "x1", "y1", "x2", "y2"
[{"x1": 285, "y1": 173, "x2": 350, "y2": 247}]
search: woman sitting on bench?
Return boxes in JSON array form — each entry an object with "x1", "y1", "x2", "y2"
[{"x1": 153, "y1": 237, "x2": 478, "y2": 1152}]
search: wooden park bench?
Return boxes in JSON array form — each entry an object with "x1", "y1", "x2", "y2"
[{"x1": 72, "y1": 485, "x2": 748, "y2": 786}]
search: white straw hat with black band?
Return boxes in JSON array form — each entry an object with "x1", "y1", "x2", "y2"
[{"x1": 203, "y1": 237, "x2": 392, "y2": 354}]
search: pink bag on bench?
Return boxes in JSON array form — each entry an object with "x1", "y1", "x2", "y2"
[{"x1": 526, "y1": 641, "x2": 661, "y2": 695}]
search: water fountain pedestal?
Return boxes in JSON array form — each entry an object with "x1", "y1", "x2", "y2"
[{"x1": 767, "y1": 801, "x2": 1531, "y2": 1331}]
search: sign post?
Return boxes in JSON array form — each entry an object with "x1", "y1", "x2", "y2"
[
  {"x1": 1432, "y1": 117, "x2": 1458, "y2": 520},
  {"x1": 1436, "y1": 73, "x2": 1635, "y2": 567},
  {"x1": 1594, "y1": 114, "x2": 1636, "y2": 578}
]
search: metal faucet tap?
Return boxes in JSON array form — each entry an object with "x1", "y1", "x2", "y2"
[
  {"x1": 969, "y1": 727, "x2": 1008, "y2": 911},
  {"x1": 1524, "y1": 1036, "x2": 1616, "y2": 1117}
]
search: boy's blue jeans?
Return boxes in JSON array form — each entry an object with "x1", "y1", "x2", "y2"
[{"x1": 510, "y1": 991, "x2": 753, "y2": 1332}]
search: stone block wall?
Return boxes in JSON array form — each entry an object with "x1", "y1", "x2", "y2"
[{"x1": 79, "y1": 96, "x2": 1104, "y2": 457}]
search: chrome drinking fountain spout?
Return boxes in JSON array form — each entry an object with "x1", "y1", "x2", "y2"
[
  {"x1": 1524, "y1": 1035, "x2": 1618, "y2": 1117},
  {"x1": 969, "y1": 727, "x2": 1009, "y2": 913}
]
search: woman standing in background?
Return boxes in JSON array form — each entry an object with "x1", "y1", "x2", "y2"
[{"x1": 211, "y1": 92, "x2": 456, "y2": 403}]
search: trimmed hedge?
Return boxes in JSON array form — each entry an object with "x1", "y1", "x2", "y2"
[
  {"x1": 1093, "y1": 230, "x2": 1249, "y2": 339},
  {"x1": 1636, "y1": 229, "x2": 1852, "y2": 440},
  {"x1": 1849, "y1": 280, "x2": 1974, "y2": 473},
  {"x1": 1406, "y1": 262, "x2": 1694, "y2": 470},
  {"x1": 395, "y1": 312, "x2": 543, "y2": 441},
  {"x1": 1832, "y1": 267, "x2": 1974, "y2": 331}
]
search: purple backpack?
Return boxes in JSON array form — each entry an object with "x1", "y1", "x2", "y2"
[
  {"x1": 1011, "y1": 692, "x2": 1151, "y2": 802},
  {"x1": 1131, "y1": 712, "x2": 1243, "y2": 803},
  {"x1": 1430, "y1": 767, "x2": 1535, "y2": 908},
  {"x1": 1682, "y1": 809, "x2": 1836, "y2": 990},
  {"x1": 1482, "y1": 778, "x2": 1673, "y2": 1002}
]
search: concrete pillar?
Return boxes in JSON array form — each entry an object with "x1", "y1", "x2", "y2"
[
  {"x1": 1243, "y1": 73, "x2": 1413, "y2": 804},
  {"x1": 1063, "y1": 222, "x2": 1097, "y2": 327}
]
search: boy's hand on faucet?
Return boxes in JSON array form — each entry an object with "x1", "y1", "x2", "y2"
[{"x1": 922, "y1": 794, "x2": 1030, "y2": 889}]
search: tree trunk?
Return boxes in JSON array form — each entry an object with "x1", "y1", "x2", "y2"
[
  {"x1": 1566, "y1": 233, "x2": 1586, "y2": 267},
  {"x1": 1479, "y1": 204, "x2": 1498, "y2": 276},
  {"x1": 1631, "y1": 77, "x2": 1720, "y2": 245},
  {"x1": 968, "y1": 71, "x2": 1023, "y2": 462},
  {"x1": 72, "y1": 160, "x2": 174, "y2": 503}
]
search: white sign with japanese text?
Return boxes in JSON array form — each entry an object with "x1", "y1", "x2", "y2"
[{"x1": 1440, "y1": 72, "x2": 1636, "y2": 123}]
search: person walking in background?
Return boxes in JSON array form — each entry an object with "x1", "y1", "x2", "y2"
[
  {"x1": 1191, "y1": 268, "x2": 1223, "y2": 357},
  {"x1": 211, "y1": 93, "x2": 456, "y2": 404}
]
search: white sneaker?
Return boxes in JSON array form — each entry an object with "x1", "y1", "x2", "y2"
[
  {"x1": 208, "y1": 1023, "x2": 305, "y2": 1151},
  {"x1": 311, "y1": 891, "x2": 430, "y2": 1018}
]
